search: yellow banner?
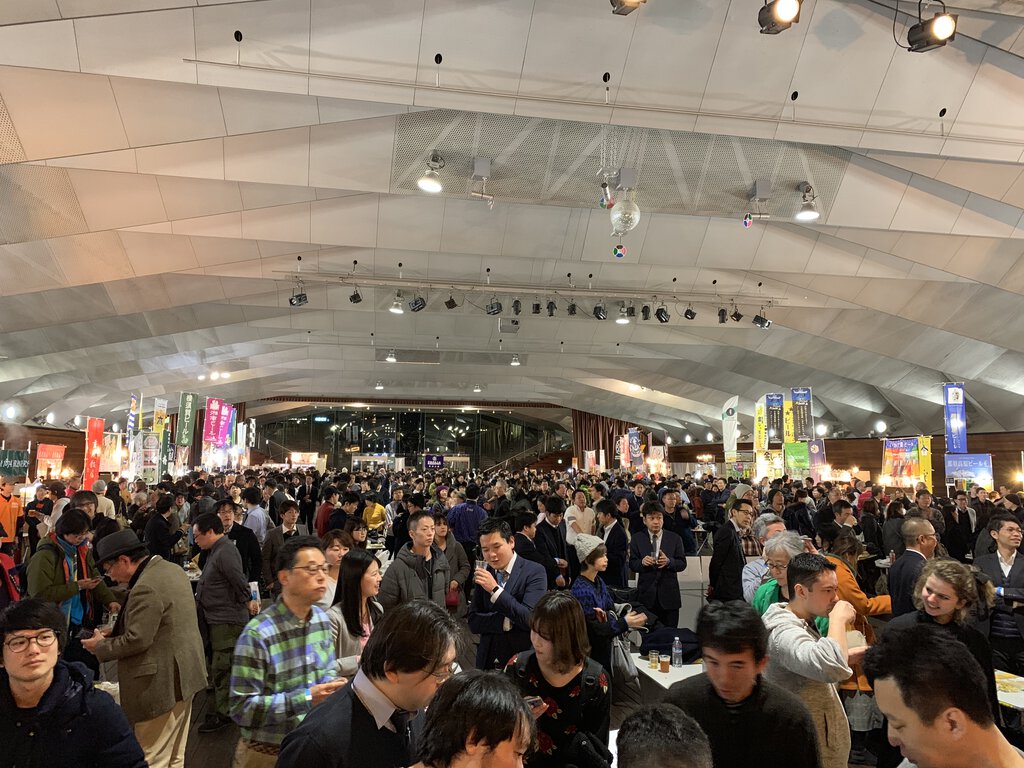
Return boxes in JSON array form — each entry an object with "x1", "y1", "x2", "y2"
[
  {"x1": 783, "y1": 398, "x2": 795, "y2": 443},
  {"x1": 754, "y1": 397, "x2": 767, "y2": 452}
]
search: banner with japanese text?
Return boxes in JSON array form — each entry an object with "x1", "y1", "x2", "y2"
[
  {"x1": 83, "y1": 417, "x2": 105, "y2": 488},
  {"x1": 36, "y1": 444, "x2": 65, "y2": 479},
  {"x1": 99, "y1": 433, "x2": 124, "y2": 474},
  {"x1": 216, "y1": 404, "x2": 235, "y2": 448},
  {"x1": 943, "y1": 383, "x2": 967, "y2": 454},
  {"x1": 943, "y1": 453, "x2": 993, "y2": 490},
  {"x1": 0, "y1": 451, "x2": 29, "y2": 478},
  {"x1": 722, "y1": 397, "x2": 739, "y2": 454},
  {"x1": 153, "y1": 398, "x2": 168, "y2": 436},
  {"x1": 882, "y1": 437, "x2": 933, "y2": 489},
  {"x1": 754, "y1": 396, "x2": 767, "y2": 452},
  {"x1": 783, "y1": 442, "x2": 810, "y2": 475},
  {"x1": 202, "y1": 397, "x2": 223, "y2": 444},
  {"x1": 765, "y1": 393, "x2": 784, "y2": 443},
  {"x1": 628, "y1": 428, "x2": 643, "y2": 468},
  {"x1": 176, "y1": 392, "x2": 199, "y2": 447},
  {"x1": 126, "y1": 393, "x2": 140, "y2": 432},
  {"x1": 808, "y1": 439, "x2": 827, "y2": 475},
  {"x1": 790, "y1": 388, "x2": 814, "y2": 442}
]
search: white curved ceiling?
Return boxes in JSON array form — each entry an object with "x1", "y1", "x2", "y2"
[{"x1": 0, "y1": 0, "x2": 1023, "y2": 441}]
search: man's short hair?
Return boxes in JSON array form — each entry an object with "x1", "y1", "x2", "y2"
[
  {"x1": 408, "y1": 510, "x2": 433, "y2": 531},
  {"x1": 193, "y1": 512, "x2": 223, "y2": 535},
  {"x1": 617, "y1": 704, "x2": 712, "y2": 768},
  {"x1": 477, "y1": 517, "x2": 512, "y2": 542},
  {"x1": 55, "y1": 508, "x2": 90, "y2": 537},
  {"x1": 832, "y1": 499, "x2": 853, "y2": 516},
  {"x1": 513, "y1": 511, "x2": 537, "y2": 533},
  {"x1": 0, "y1": 599, "x2": 67, "y2": 653},
  {"x1": 214, "y1": 498, "x2": 239, "y2": 515},
  {"x1": 341, "y1": 491, "x2": 360, "y2": 506},
  {"x1": 70, "y1": 490, "x2": 98, "y2": 509},
  {"x1": 902, "y1": 516, "x2": 936, "y2": 545},
  {"x1": 864, "y1": 624, "x2": 993, "y2": 727},
  {"x1": 279, "y1": 499, "x2": 299, "y2": 516},
  {"x1": 987, "y1": 512, "x2": 1018, "y2": 535},
  {"x1": 641, "y1": 501, "x2": 665, "y2": 518},
  {"x1": 786, "y1": 552, "x2": 836, "y2": 594},
  {"x1": 751, "y1": 513, "x2": 784, "y2": 541},
  {"x1": 543, "y1": 495, "x2": 565, "y2": 516},
  {"x1": 695, "y1": 601, "x2": 768, "y2": 662},
  {"x1": 594, "y1": 498, "x2": 618, "y2": 519},
  {"x1": 322, "y1": 486, "x2": 339, "y2": 500},
  {"x1": 465, "y1": 484, "x2": 480, "y2": 500},
  {"x1": 241, "y1": 487, "x2": 263, "y2": 506},
  {"x1": 275, "y1": 534, "x2": 323, "y2": 574},
  {"x1": 916, "y1": 488, "x2": 932, "y2": 499},
  {"x1": 360, "y1": 599, "x2": 462, "y2": 680},
  {"x1": 416, "y1": 670, "x2": 536, "y2": 768}
]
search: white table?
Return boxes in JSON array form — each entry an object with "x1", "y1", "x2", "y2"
[
  {"x1": 633, "y1": 654, "x2": 704, "y2": 690},
  {"x1": 996, "y1": 670, "x2": 1024, "y2": 711},
  {"x1": 874, "y1": 559, "x2": 892, "y2": 570}
]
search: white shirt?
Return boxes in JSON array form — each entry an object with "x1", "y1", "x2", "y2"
[
  {"x1": 565, "y1": 506, "x2": 595, "y2": 545},
  {"x1": 999, "y1": 548, "x2": 1016, "y2": 578},
  {"x1": 490, "y1": 552, "x2": 518, "y2": 632},
  {"x1": 602, "y1": 519, "x2": 617, "y2": 544}
]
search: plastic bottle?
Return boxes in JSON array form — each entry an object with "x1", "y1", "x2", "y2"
[
  {"x1": 889, "y1": 549, "x2": 896, "y2": 564},
  {"x1": 671, "y1": 636, "x2": 683, "y2": 667}
]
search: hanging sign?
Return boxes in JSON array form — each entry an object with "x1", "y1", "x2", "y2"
[
  {"x1": 202, "y1": 398, "x2": 223, "y2": 444},
  {"x1": 943, "y1": 383, "x2": 967, "y2": 454},
  {"x1": 83, "y1": 418, "x2": 105, "y2": 488},
  {"x1": 176, "y1": 392, "x2": 199, "y2": 447},
  {"x1": 722, "y1": 396, "x2": 739, "y2": 454},
  {"x1": 790, "y1": 388, "x2": 814, "y2": 442}
]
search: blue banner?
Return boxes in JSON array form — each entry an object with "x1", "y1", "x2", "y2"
[
  {"x1": 943, "y1": 383, "x2": 967, "y2": 454},
  {"x1": 424, "y1": 455, "x2": 444, "y2": 470},
  {"x1": 628, "y1": 427, "x2": 643, "y2": 468},
  {"x1": 944, "y1": 453, "x2": 992, "y2": 489}
]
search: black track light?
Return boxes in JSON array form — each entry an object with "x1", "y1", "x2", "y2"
[
  {"x1": 485, "y1": 299, "x2": 503, "y2": 316},
  {"x1": 655, "y1": 305, "x2": 669, "y2": 324},
  {"x1": 641, "y1": 304, "x2": 651, "y2": 321},
  {"x1": 349, "y1": 288, "x2": 362, "y2": 304},
  {"x1": 718, "y1": 308, "x2": 728, "y2": 324},
  {"x1": 444, "y1": 294, "x2": 458, "y2": 310},
  {"x1": 531, "y1": 301, "x2": 542, "y2": 315},
  {"x1": 610, "y1": 0, "x2": 646, "y2": 15},
  {"x1": 593, "y1": 303, "x2": 608, "y2": 321},
  {"x1": 752, "y1": 313, "x2": 772, "y2": 329},
  {"x1": 408, "y1": 295, "x2": 426, "y2": 312},
  {"x1": 567, "y1": 302, "x2": 577, "y2": 316},
  {"x1": 758, "y1": 0, "x2": 800, "y2": 34},
  {"x1": 512, "y1": 299, "x2": 522, "y2": 316},
  {"x1": 289, "y1": 292, "x2": 308, "y2": 307},
  {"x1": 626, "y1": 303, "x2": 636, "y2": 318},
  {"x1": 907, "y1": 12, "x2": 957, "y2": 52},
  {"x1": 547, "y1": 300, "x2": 557, "y2": 317},
  {"x1": 730, "y1": 307, "x2": 744, "y2": 322},
  {"x1": 683, "y1": 306, "x2": 696, "y2": 320}
]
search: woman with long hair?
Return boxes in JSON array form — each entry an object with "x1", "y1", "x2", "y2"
[
  {"x1": 344, "y1": 517, "x2": 369, "y2": 549},
  {"x1": 317, "y1": 529, "x2": 353, "y2": 609},
  {"x1": 504, "y1": 591, "x2": 610, "y2": 768},
  {"x1": 326, "y1": 547, "x2": 383, "y2": 678}
]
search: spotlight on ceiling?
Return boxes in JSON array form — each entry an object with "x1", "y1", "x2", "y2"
[
  {"x1": 616, "y1": 303, "x2": 630, "y2": 325},
  {"x1": 349, "y1": 288, "x2": 362, "y2": 304},
  {"x1": 684, "y1": 434, "x2": 693, "y2": 444},
  {"x1": 815, "y1": 423, "x2": 829, "y2": 437},
  {"x1": 795, "y1": 182, "x2": 820, "y2": 221},
  {"x1": 593, "y1": 303, "x2": 608, "y2": 321},
  {"x1": 374, "y1": 381, "x2": 384, "y2": 390},
  {"x1": 511, "y1": 299, "x2": 522, "y2": 316},
  {"x1": 626, "y1": 302, "x2": 636, "y2": 319},
  {"x1": 547, "y1": 300, "x2": 557, "y2": 317},
  {"x1": 510, "y1": 354, "x2": 521, "y2": 366},
  {"x1": 288, "y1": 290, "x2": 308, "y2": 307},
  {"x1": 718, "y1": 308, "x2": 728, "y2": 324},
  {"x1": 752, "y1": 311, "x2": 772, "y2": 329},
  {"x1": 485, "y1": 299, "x2": 503, "y2": 316},
  {"x1": 531, "y1": 301, "x2": 542, "y2": 315},
  {"x1": 641, "y1": 304, "x2": 651, "y2": 321},
  {"x1": 730, "y1": 307, "x2": 744, "y2": 323},
  {"x1": 610, "y1": 0, "x2": 646, "y2": 15},
  {"x1": 567, "y1": 301, "x2": 577, "y2": 316},
  {"x1": 385, "y1": 349, "x2": 397, "y2": 363},
  {"x1": 473, "y1": 384, "x2": 482, "y2": 393},
  {"x1": 655, "y1": 304, "x2": 670, "y2": 324},
  {"x1": 45, "y1": 412, "x2": 55, "y2": 424},
  {"x1": 758, "y1": 0, "x2": 801, "y2": 34},
  {"x1": 444, "y1": 294, "x2": 458, "y2": 310},
  {"x1": 389, "y1": 291, "x2": 405, "y2": 314},
  {"x1": 417, "y1": 151, "x2": 445, "y2": 193},
  {"x1": 73, "y1": 415, "x2": 82, "y2": 427},
  {"x1": 875, "y1": 419, "x2": 888, "y2": 433},
  {"x1": 408, "y1": 295, "x2": 426, "y2": 312},
  {"x1": 907, "y1": 11, "x2": 957, "y2": 52},
  {"x1": 706, "y1": 432, "x2": 714, "y2": 441},
  {"x1": 683, "y1": 305, "x2": 697, "y2": 320}
]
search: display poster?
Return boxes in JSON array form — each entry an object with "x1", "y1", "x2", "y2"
[
  {"x1": 943, "y1": 453, "x2": 993, "y2": 490},
  {"x1": 140, "y1": 431, "x2": 160, "y2": 483},
  {"x1": 36, "y1": 444, "x2": 65, "y2": 479},
  {"x1": 628, "y1": 428, "x2": 643, "y2": 468},
  {"x1": 424, "y1": 454, "x2": 444, "y2": 470},
  {"x1": 722, "y1": 397, "x2": 739, "y2": 454},
  {"x1": 765, "y1": 394, "x2": 785, "y2": 443},
  {"x1": 943, "y1": 383, "x2": 967, "y2": 454},
  {"x1": 783, "y1": 441, "x2": 810, "y2": 475},
  {"x1": 83, "y1": 417, "x2": 105, "y2": 488},
  {"x1": 584, "y1": 450, "x2": 597, "y2": 471},
  {"x1": 99, "y1": 433, "x2": 123, "y2": 474},
  {"x1": 807, "y1": 439, "x2": 827, "y2": 476},
  {"x1": 754, "y1": 396, "x2": 767, "y2": 452},
  {"x1": 202, "y1": 398, "x2": 223, "y2": 444},
  {"x1": 882, "y1": 437, "x2": 933, "y2": 489},
  {"x1": 0, "y1": 451, "x2": 29, "y2": 478},
  {"x1": 176, "y1": 392, "x2": 199, "y2": 447},
  {"x1": 791, "y1": 388, "x2": 814, "y2": 442}
]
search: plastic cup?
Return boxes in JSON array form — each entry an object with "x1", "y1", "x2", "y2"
[{"x1": 660, "y1": 655, "x2": 670, "y2": 673}]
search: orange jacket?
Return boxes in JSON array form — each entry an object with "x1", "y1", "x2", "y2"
[
  {"x1": 825, "y1": 553, "x2": 891, "y2": 692},
  {"x1": 0, "y1": 494, "x2": 21, "y2": 544}
]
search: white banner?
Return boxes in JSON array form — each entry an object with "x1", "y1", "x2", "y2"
[{"x1": 722, "y1": 396, "x2": 739, "y2": 454}]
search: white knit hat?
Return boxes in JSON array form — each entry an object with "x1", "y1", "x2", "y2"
[{"x1": 574, "y1": 533, "x2": 604, "y2": 565}]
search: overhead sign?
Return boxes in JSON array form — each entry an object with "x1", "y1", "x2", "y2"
[
  {"x1": 943, "y1": 383, "x2": 967, "y2": 454},
  {"x1": 424, "y1": 454, "x2": 445, "y2": 470},
  {"x1": 176, "y1": 392, "x2": 199, "y2": 447}
]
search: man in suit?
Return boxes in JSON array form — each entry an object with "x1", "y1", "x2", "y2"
[
  {"x1": 83, "y1": 530, "x2": 206, "y2": 768},
  {"x1": 597, "y1": 498, "x2": 629, "y2": 588},
  {"x1": 512, "y1": 511, "x2": 556, "y2": 585},
  {"x1": 888, "y1": 517, "x2": 937, "y2": 617},
  {"x1": 533, "y1": 496, "x2": 571, "y2": 589},
  {"x1": 262, "y1": 499, "x2": 309, "y2": 597},
  {"x1": 629, "y1": 502, "x2": 687, "y2": 628},
  {"x1": 708, "y1": 498, "x2": 755, "y2": 602},
  {"x1": 297, "y1": 474, "x2": 319, "y2": 532},
  {"x1": 975, "y1": 513, "x2": 1024, "y2": 675},
  {"x1": 468, "y1": 517, "x2": 547, "y2": 670}
]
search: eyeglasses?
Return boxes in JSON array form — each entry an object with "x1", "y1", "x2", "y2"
[
  {"x1": 429, "y1": 661, "x2": 458, "y2": 683},
  {"x1": 290, "y1": 563, "x2": 330, "y2": 576},
  {"x1": 765, "y1": 561, "x2": 788, "y2": 572},
  {"x1": 5, "y1": 630, "x2": 59, "y2": 653}
]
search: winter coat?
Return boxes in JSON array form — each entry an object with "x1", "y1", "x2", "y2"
[
  {"x1": 762, "y1": 603, "x2": 852, "y2": 768},
  {"x1": 824, "y1": 554, "x2": 891, "y2": 692},
  {"x1": 377, "y1": 543, "x2": 450, "y2": 610},
  {"x1": 27, "y1": 536, "x2": 115, "y2": 624},
  {"x1": 438, "y1": 531, "x2": 471, "y2": 617},
  {"x1": 0, "y1": 660, "x2": 146, "y2": 768}
]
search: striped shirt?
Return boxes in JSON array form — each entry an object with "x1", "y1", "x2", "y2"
[{"x1": 229, "y1": 598, "x2": 338, "y2": 745}]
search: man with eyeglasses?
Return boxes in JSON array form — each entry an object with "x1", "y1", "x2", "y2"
[
  {"x1": 230, "y1": 534, "x2": 346, "y2": 767},
  {"x1": 977, "y1": 513, "x2": 1024, "y2": 677},
  {"x1": 277, "y1": 599, "x2": 463, "y2": 768},
  {"x1": 193, "y1": 512, "x2": 260, "y2": 734},
  {"x1": 0, "y1": 598, "x2": 146, "y2": 767}
]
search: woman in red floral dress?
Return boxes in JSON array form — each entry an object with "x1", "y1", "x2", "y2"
[{"x1": 504, "y1": 592, "x2": 611, "y2": 768}]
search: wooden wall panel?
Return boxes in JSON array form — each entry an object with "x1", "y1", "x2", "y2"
[{"x1": 0, "y1": 424, "x2": 85, "y2": 476}]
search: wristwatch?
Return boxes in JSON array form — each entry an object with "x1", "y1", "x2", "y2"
[{"x1": 490, "y1": 584, "x2": 501, "y2": 595}]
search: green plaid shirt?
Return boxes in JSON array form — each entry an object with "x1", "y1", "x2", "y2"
[{"x1": 228, "y1": 598, "x2": 337, "y2": 745}]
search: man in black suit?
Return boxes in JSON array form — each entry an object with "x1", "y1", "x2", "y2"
[
  {"x1": 534, "y1": 497, "x2": 571, "y2": 589},
  {"x1": 888, "y1": 517, "x2": 937, "y2": 616},
  {"x1": 512, "y1": 511, "x2": 557, "y2": 586},
  {"x1": 468, "y1": 517, "x2": 548, "y2": 670},
  {"x1": 708, "y1": 498, "x2": 755, "y2": 602},
  {"x1": 277, "y1": 600, "x2": 462, "y2": 768},
  {"x1": 297, "y1": 474, "x2": 318, "y2": 532},
  {"x1": 596, "y1": 498, "x2": 629, "y2": 588},
  {"x1": 975, "y1": 513, "x2": 1024, "y2": 675},
  {"x1": 628, "y1": 502, "x2": 687, "y2": 628}
]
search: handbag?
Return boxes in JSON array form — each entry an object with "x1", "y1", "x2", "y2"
[
  {"x1": 608, "y1": 605, "x2": 640, "y2": 687},
  {"x1": 445, "y1": 586, "x2": 460, "y2": 608}
]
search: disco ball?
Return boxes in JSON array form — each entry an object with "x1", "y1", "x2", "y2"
[{"x1": 610, "y1": 198, "x2": 641, "y2": 236}]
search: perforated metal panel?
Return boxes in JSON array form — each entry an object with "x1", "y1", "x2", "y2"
[
  {"x1": 0, "y1": 165, "x2": 88, "y2": 245},
  {"x1": 0, "y1": 93, "x2": 26, "y2": 165},
  {"x1": 392, "y1": 109, "x2": 849, "y2": 219}
]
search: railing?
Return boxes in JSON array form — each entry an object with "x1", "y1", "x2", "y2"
[{"x1": 481, "y1": 434, "x2": 570, "y2": 474}]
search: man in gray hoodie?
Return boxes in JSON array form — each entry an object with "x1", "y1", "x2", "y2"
[
  {"x1": 762, "y1": 552, "x2": 864, "y2": 768},
  {"x1": 378, "y1": 510, "x2": 450, "y2": 610}
]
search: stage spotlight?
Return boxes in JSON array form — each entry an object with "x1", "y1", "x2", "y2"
[
  {"x1": 759, "y1": 0, "x2": 800, "y2": 34},
  {"x1": 374, "y1": 381, "x2": 384, "y2": 390},
  {"x1": 289, "y1": 292, "x2": 308, "y2": 307},
  {"x1": 610, "y1": 0, "x2": 646, "y2": 15},
  {"x1": 547, "y1": 300, "x2": 557, "y2": 317},
  {"x1": 512, "y1": 299, "x2": 522, "y2": 316},
  {"x1": 641, "y1": 304, "x2": 651, "y2": 321},
  {"x1": 626, "y1": 302, "x2": 636, "y2": 319},
  {"x1": 567, "y1": 302, "x2": 577, "y2": 316},
  {"x1": 485, "y1": 299, "x2": 503, "y2": 316},
  {"x1": 908, "y1": 12, "x2": 957, "y2": 52},
  {"x1": 593, "y1": 303, "x2": 608, "y2": 321},
  {"x1": 385, "y1": 349, "x2": 397, "y2": 363},
  {"x1": 408, "y1": 295, "x2": 426, "y2": 312},
  {"x1": 718, "y1": 308, "x2": 728, "y2": 324},
  {"x1": 655, "y1": 305, "x2": 670, "y2": 324},
  {"x1": 683, "y1": 306, "x2": 697, "y2": 320},
  {"x1": 444, "y1": 294, "x2": 458, "y2": 310},
  {"x1": 531, "y1": 301, "x2": 542, "y2": 315},
  {"x1": 349, "y1": 288, "x2": 362, "y2": 304},
  {"x1": 417, "y1": 152, "x2": 444, "y2": 193},
  {"x1": 510, "y1": 354, "x2": 521, "y2": 366},
  {"x1": 795, "y1": 182, "x2": 820, "y2": 222},
  {"x1": 730, "y1": 307, "x2": 744, "y2": 322},
  {"x1": 752, "y1": 312, "x2": 772, "y2": 328},
  {"x1": 616, "y1": 304, "x2": 630, "y2": 325},
  {"x1": 389, "y1": 292, "x2": 404, "y2": 314}
]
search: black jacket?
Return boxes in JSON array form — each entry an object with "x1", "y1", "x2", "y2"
[
  {"x1": 513, "y1": 533, "x2": 557, "y2": 586},
  {"x1": 601, "y1": 521, "x2": 629, "y2": 588},
  {"x1": 534, "y1": 520, "x2": 570, "y2": 589},
  {"x1": 888, "y1": 549, "x2": 927, "y2": 617},
  {"x1": 708, "y1": 523, "x2": 745, "y2": 602},
  {"x1": 143, "y1": 513, "x2": 184, "y2": 562},
  {"x1": 0, "y1": 660, "x2": 146, "y2": 768},
  {"x1": 628, "y1": 529, "x2": 686, "y2": 611},
  {"x1": 199, "y1": 523, "x2": 262, "y2": 584},
  {"x1": 783, "y1": 502, "x2": 815, "y2": 538}
]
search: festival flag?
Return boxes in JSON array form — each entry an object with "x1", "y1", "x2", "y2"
[
  {"x1": 722, "y1": 397, "x2": 739, "y2": 454},
  {"x1": 943, "y1": 383, "x2": 967, "y2": 454},
  {"x1": 83, "y1": 417, "x2": 105, "y2": 488}
]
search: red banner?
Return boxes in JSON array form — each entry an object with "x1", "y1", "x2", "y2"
[
  {"x1": 203, "y1": 398, "x2": 223, "y2": 444},
  {"x1": 83, "y1": 418, "x2": 104, "y2": 488}
]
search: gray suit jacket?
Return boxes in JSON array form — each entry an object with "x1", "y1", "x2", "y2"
[{"x1": 92, "y1": 556, "x2": 207, "y2": 724}]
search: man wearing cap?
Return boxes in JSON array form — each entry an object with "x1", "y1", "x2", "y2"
[{"x1": 81, "y1": 529, "x2": 206, "y2": 768}]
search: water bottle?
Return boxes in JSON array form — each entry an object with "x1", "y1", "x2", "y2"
[
  {"x1": 671, "y1": 636, "x2": 683, "y2": 667},
  {"x1": 889, "y1": 549, "x2": 896, "y2": 564}
]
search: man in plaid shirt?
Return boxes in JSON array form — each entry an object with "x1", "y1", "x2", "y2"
[{"x1": 229, "y1": 535, "x2": 347, "y2": 767}]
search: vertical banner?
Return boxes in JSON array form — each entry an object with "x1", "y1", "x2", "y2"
[
  {"x1": 236, "y1": 421, "x2": 248, "y2": 452},
  {"x1": 783, "y1": 442, "x2": 811, "y2": 476},
  {"x1": 783, "y1": 397, "x2": 795, "y2": 443},
  {"x1": 882, "y1": 437, "x2": 933, "y2": 488},
  {"x1": 153, "y1": 398, "x2": 168, "y2": 436},
  {"x1": 943, "y1": 383, "x2": 967, "y2": 454},
  {"x1": 83, "y1": 417, "x2": 105, "y2": 488},
  {"x1": 126, "y1": 393, "x2": 140, "y2": 432},
  {"x1": 202, "y1": 397, "x2": 223, "y2": 444},
  {"x1": 248, "y1": 418, "x2": 257, "y2": 449},
  {"x1": 157, "y1": 429, "x2": 170, "y2": 479},
  {"x1": 765, "y1": 393, "x2": 785, "y2": 443},
  {"x1": 598, "y1": 449, "x2": 606, "y2": 470},
  {"x1": 754, "y1": 396, "x2": 767, "y2": 452},
  {"x1": 217, "y1": 404, "x2": 235, "y2": 447},
  {"x1": 722, "y1": 396, "x2": 739, "y2": 454},
  {"x1": 790, "y1": 387, "x2": 814, "y2": 442},
  {"x1": 99, "y1": 434, "x2": 123, "y2": 474},
  {"x1": 628, "y1": 427, "x2": 643, "y2": 469},
  {"x1": 918, "y1": 435, "x2": 933, "y2": 491},
  {"x1": 176, "y1": 392, "x2": 199, "y2": 447},
  {"x1": 618, "y1": 435, "x2": 629, "y2": 469},
  {"x1": 584, "y1": 451, "x2": 597, "y2": 471},
  {"x1": 807, "y1": 439, "x2": 827, "y2": 476}
]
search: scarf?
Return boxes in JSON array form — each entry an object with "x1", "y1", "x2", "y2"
[{"x1": 51, "y1": 531, "x2": 94, "y2": 625}]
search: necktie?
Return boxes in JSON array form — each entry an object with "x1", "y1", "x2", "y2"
[
  {"x1": 496, "y1": 569, "x2": 508, "y2": 588},
  {"x1": 651, "y1": 535, "x2": 659, "y2": 555},
  {"x1": 389, "y1": 709, "x2": 413, "y2": 761}
]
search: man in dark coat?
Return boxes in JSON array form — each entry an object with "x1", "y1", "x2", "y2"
[
  {"x1": 708, "y1": 498, "x2": 754, "y2": 602},
  {"x1": 628, "y1": 503, "x2": 687, "y2": 628}
]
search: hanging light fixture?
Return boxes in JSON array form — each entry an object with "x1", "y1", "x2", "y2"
[
  {"x1": 375, "y1": 381, "x2": 384, "y2": 390},
  {"x1": 907, "y1": 6, "x2": 957, "y2": 52},
  {"x1": 417, "y1": 152, "x2": 445, "y2": 193},
  {"x1": 389, "y1": 291, "x2": 405, "y2": 314},
  {"x1": 795, "y1": 182, "x2": 820, "y2": 221},
  {"x1": 759, "y1": 0, "x2": 801, "y2": 34},
  {"x1": 473, "y1": 384, "x2": 482, "y2": 393},
  {"x1": 510, "y1": 354, "x2": 521, "y2": 366},
  {"x1": 616, "y1": 303, "x2": 630, "y2": 324},
  {"x1": 385, "y1": 349, "x2": 397, "y2": 363}
]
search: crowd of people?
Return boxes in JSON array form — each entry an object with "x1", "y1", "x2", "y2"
[{"x1": 0, "y1": 464, "x2": 1021, "y2": 768}]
